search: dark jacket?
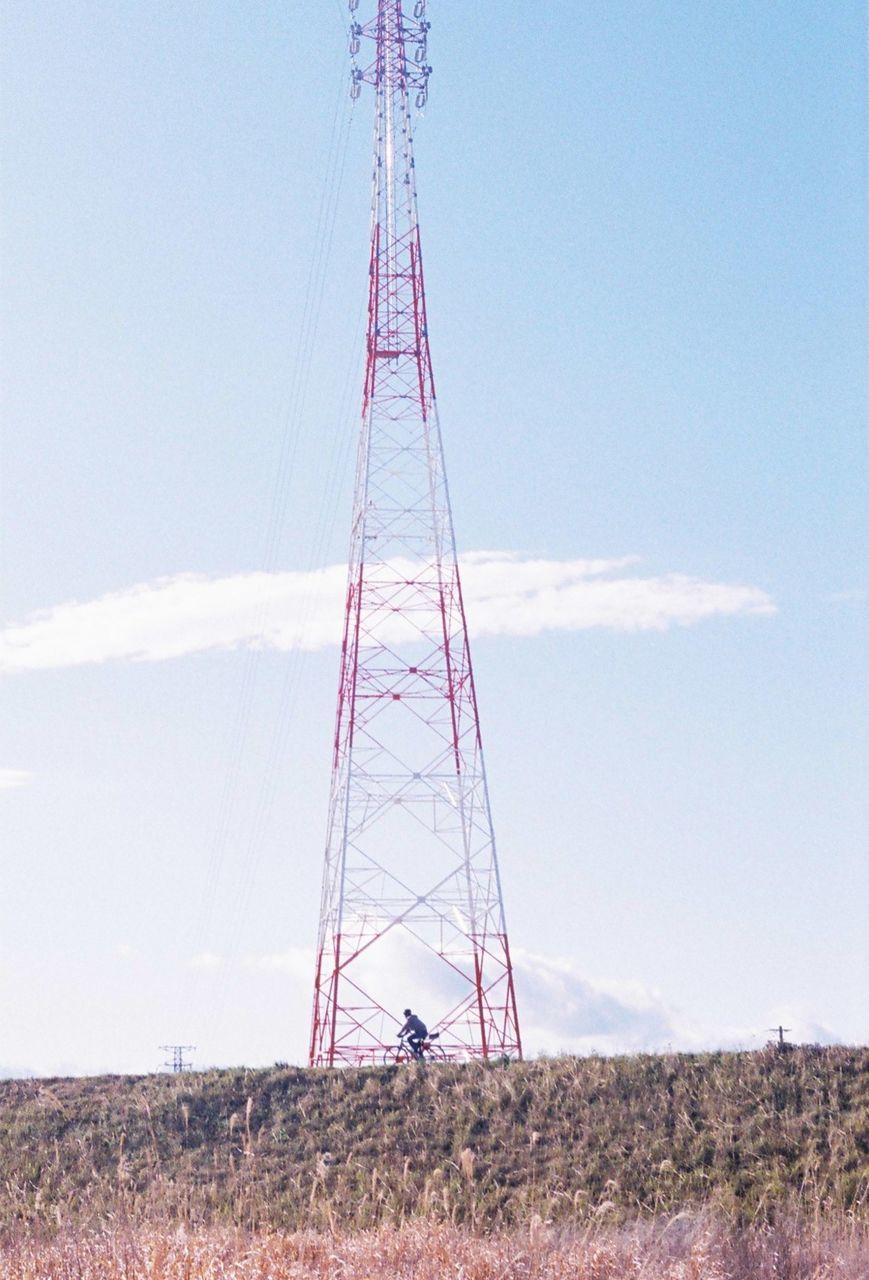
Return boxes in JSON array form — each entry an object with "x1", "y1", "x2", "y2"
[{"x1": 400, "y1": 1014, "x2": 427, "y2": 1038}]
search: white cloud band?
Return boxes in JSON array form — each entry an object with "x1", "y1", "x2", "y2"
[
  {"x1": 189, "y1": 940, "x2": 839, "y2": 1060},
  {"x1": 0, "y1": 769, "x2": 33, "y2": 790},
  {"x1": 0, "y1": 553, "x2": 775, "y2": 675}
]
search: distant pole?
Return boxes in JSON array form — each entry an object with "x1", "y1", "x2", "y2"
[
  {"x1": 767, "y1": 1026, "x2": 792, "y2": 1050},
  {"x1": 160, "y1": 1044, "x2": 195, "y2": 1072}
]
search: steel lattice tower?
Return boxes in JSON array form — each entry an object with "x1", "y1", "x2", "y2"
[{"x1": 309, "y1": 0, "x2": 521, "y2": 1067}]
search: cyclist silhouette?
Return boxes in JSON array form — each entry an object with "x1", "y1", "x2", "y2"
[{"x1": 397, "y1": 1008, "x2": 428, "y2": 1060}]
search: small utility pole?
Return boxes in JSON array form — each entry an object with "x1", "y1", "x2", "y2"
[
  {"x1": 160, "y1": 1044, "x2": 195, "y2": 1073},
  {"x1": 767, "y1": 1026, "x2": 792, "y2": 1050}
]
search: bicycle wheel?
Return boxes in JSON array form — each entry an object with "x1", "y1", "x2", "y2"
[
  {"x1": 382, "y1": 1046, "x2": 411, "y2": 1065},
  {"x1": 424, "y1": 1043, "x2": 448, "y2": 1062}
]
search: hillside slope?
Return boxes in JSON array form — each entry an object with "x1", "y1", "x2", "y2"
[{"x1": 1, "y1": 1048, "x2": 866, "y2": 1230}]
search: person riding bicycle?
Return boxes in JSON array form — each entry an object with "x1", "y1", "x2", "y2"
[{"x1": 398, "y1": 1008, "x2": 428, "y2": 1060}]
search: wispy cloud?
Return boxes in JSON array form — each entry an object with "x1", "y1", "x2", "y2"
[
  {"x1": 191, "y1": 939, "x2": 684, "y2": 1059},
  {"x1": 190, "y1": 947, "x2": 313, "y2": 982},
  {"x1": 246, "y1": 946, "x2": 313, "y2": 982},
  {"x1": 192, "y1": 940, "x2": 838, "y2": 1061},
  {"x1": 0, "y1": 769, "x2": 33, "y2": 790},
  {"x1": 512, "y1": 951, "x2": 842, "y2": 1055},
  {"x1": 0, "y1": 553, "x2": 776, "y2": 675},
  {"x1": 513, "y1": 949, "x2": 680, "y2": 1055}
]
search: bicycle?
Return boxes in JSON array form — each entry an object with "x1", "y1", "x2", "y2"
[{"x1": 383, "y1": 1031, "x2": 448, "y2": 1064}]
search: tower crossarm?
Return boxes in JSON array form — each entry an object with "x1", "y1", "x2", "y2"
[{"x1": 350, "y1": 1, "x2": 432, "y2": 105}]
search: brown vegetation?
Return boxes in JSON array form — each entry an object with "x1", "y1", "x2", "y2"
[
  {"x1": 1, "y1": 1047, "x2": 866, "y2": 1234},
  {"x1": 2, "y1": 1048, "x2": 867, "y2": 1276},
  {"x1": 1, "y1": 1215, "x2": 867, "y2": 1279}
]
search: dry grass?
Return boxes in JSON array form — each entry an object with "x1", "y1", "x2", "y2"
[
  {"x1": 2, "y1": 1048, "x2": 866, "y2": 1232},
  {"x1": 1, "y1": 1215, "x2": 867, "y2": 1279},
  {"x1": 3, "y1": 1051, "x2": 865, "y2": 1276}
]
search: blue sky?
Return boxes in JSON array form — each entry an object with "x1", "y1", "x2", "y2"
[{"x1": 0, "y1": 0, "x2": 866, "y2": 1077}]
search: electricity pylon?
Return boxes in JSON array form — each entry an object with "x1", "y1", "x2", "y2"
[
  {"x1": 309, "y1": 0, "x2": 522, "y2": 1067},
  {"x1": 160, "y1": 1045, "x2": 195, "y2": 1073}
]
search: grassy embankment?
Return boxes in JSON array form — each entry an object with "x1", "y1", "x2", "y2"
[{"x1": 0, "y1": 1047, "x2": 866, "y2": 1233}]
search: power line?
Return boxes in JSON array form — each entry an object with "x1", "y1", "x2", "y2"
[{"x1": 188, "y1": 51, "x2": 358, "y2": 1029}]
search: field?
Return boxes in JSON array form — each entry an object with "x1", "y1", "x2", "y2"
[
  {"x1": 1, "y1": 1216, "x2": 867, "y2": 1279},
  {"x1": 1, "y1": 1048, "x2": 866, "y2": 1276}
]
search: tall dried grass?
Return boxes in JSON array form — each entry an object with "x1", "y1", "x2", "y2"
[
  {"x1": 1, "y1": 1215, "x2": 866, "y2": 1279},
  {"x1": 2, "y1": 1048, "x2": 866, "y2": 1233}
]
